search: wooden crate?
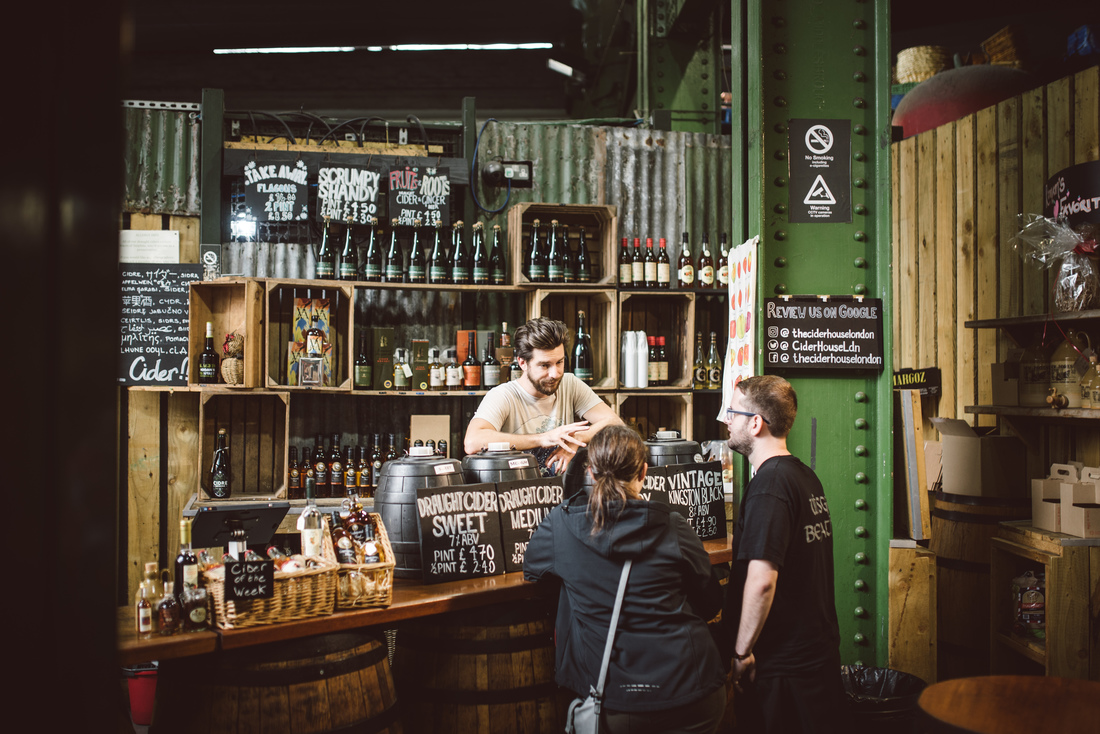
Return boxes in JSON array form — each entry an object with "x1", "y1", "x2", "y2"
[
  {"x1": 507, "y1": 202, "x2": 617, "y2": 286},
  {"x1": 188, "y1": 279, "x2": 264, "y2": 387},
  {"x1": 619, "y1": 292, "x2": 696, "y2": 388},
  {"x1": 616, "y1": 392, "x2": 693, "y2": 441},
  {"x1": 198, "y1": 391, "x2": 290, "y2": 500},
  {"x1": 265, "y1": 279, "x2": 354, "y2": 391},
  {"x1": 526, "y1": 288, "x2": 618, "y2": 389}
]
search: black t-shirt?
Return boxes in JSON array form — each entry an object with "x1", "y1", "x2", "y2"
[{"x1": 724, "y1": 455, "x2": 840, "y2": 676}]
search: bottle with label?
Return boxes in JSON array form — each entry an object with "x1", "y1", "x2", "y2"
[
  {"x1": 329, "y1": 433, "x2": 345, "y2": 497},
  {"x1": 527, "y1": 219, "x2": 546, "y2": 282},
  {"x1": 573, "y1": 311, "x2": 594, "y2": 384},
  {"x1": 471, "y1": 222, "x2": 489, "y2": 285},
  {"x1": 354, "y1": 332, "x2": 372, "y2": 390},
  {"x1": 677, "y1": 232, "x2": 695, "y2": 289},
  {"x1": 451, "y1": 221, "x2": 471, "y2": 284},
  {"x1": 301, "y1": 446, "x2": 314, "y2": 493},
  {"x1": 483, "y1": 332, "x2": 502, "y2": 387},
  {"x1": 618, "y1": 236, "x2": 632, "y2": 285},
  {"x1": 428, "y1": 220, "x2": 449, "y2": 284},
  {"x1": 180, "y1": 585, "x2": 210, "y2": 632},
  {"x1": 693, "y1": 333, "x2": 706, "y2": 389},
  {"x1": 210, "y1": 428, "x2": 231, "y2": 499},
  {"x1": 174, "y1": 518, "x2": 199, "y2": 601},
  {"x1": 489, "y1": 224, "x2": 507, "y2": 285},
  {"x1": 429, "y1": 347, "x2": 444, "y2": 390},
  {"x1": 631, "y1": 237, "x2": 644, "y2": 287},
  {"x1": 393, "y1": 348, "x2": 411, "y2": 388},
  {"x1": 357, "y1": 445, "x2": 371, "y2": 497},
  {"x1": 265, "y1": 545, "x2": 302, "y2": 573},
  {"x1": 717, "y1": 233, "x2": 730, "y2": 287},
  {"x1": 576, "y1": 227, "x2": 591, "y2": 283},
  {"x1": 370, "y1": 434, "x2": 384, "y2": 494},
  {"x1": 315, "y1": 217, "x2": 336, "y2": 280},
  {"x1": 287, "y1": 446, "x2": 301, "y2": 499},
  {"x1": 313, "y1": 433, "x2": 329, "y2": 498},
  {"x1": 462, "y1": 331, "x2": 482, "y2": 388},
  {"x1": 547, "y1": 220, "x2": 565, "y2": 283},
  {"x1": 386, "y1": 433, "x2": 399, "y2": 463},
  {"x1": 362, "y1": 216, "x2": 381, "y2": 281},
  {"x1": 1080, "y1": 354, "x2": 1099, "y2": 408},
  {"x1": 299, "y1": 479, "x2": 324, "y2": 557},
  {"x1": 562, "y1": 223, "x2": 576, "y2": 283},
  {"x1": 156, "y1": 581, "x2": 181, "y2": 636},
  {"x1": 657, "y1": 336, "x2": 669, "y2": 385},
  {"x1": 134, "y1": 561, "x2": 160, "y2": 637},
  {"x1": 343, "y1": 446, "x2": 357, "y2": 497},
  {"x1": 198, "y1": 321, "x2": 220, "y2": 384},
  {"x1": 407, "y1": 219, "x2": 426, "y2": 284},
  {"x1": 1049, "y1": 328, "x2": 1090, "y2": 408},
  {"x1": 657, "y1": 238, "x2": 671, "y2": 288},
  {"x1": 445, "y1": 348, "x2": 463, "y2": 388},
  {"x1": 706, "y1": 331, "x2": 722, "y2": 390},
  {"x1": 305, "y1": 315, "x2": 327, "y2": 360},
  {"x1": 330, "y1": 512, "x2": 358, "y2": 564},
  {"x1": 647, "y1": 335, "x2": 659, "y2": 385},
  {"x1": 384, "y1": 218, "x2": 403, "y2": 283},
  {"x1": 339, "y1": 217, "x2": 359, "y2": 281},
  {"x1": 643, "y1": 237, "x2": 658, "y2": 288},
  {"x1": 697, "y1": 233, "x2": 715, "y2": 288}
]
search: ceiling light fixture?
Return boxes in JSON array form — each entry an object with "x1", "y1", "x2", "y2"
[
  {"x1": 214, "y1": 42, "x2": 552, "y2": 55},
  {"x1": 213, "y1": 46, "x2": 356, "y2": 55}
]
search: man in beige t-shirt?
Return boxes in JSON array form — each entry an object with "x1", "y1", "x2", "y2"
[{"x1": 464, "y1": 317, "x2": 621, "y2": 475}]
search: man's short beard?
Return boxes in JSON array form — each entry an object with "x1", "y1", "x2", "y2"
[{"x1": 532, "y1": 376, "x2": 560, "y2": 396}]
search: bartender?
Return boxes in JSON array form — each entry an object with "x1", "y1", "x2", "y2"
[{"x1": 464, "y1": 317, "x2": 622, "y2": 475}]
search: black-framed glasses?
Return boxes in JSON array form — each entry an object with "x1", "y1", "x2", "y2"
[{"x1": 726, "y1": 409, "x2": 770, "y2": 425}]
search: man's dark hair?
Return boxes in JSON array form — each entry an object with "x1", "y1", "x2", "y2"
[
  {"x1": 514, "y1": 317, "x2": 568, "y2": 362},
  {"x1": 736, "y1": 375, "x2": 798, "y2": 438}
]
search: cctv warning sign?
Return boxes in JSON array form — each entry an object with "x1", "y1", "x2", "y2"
[{"x1": 788, "y1": 119, "x2": 851, "y2": 223}]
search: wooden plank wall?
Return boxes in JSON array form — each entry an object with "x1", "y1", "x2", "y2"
[{"x1": 891, "y1": 66, "x2": 1100, "y2": 472}]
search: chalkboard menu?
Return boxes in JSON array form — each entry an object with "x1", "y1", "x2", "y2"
[
  {"x1": 223, "y1": 559, "x2": 275, "y2": 602},
  {"x1": 415, "y1": 483, "x2": 505, "y2": 585},
  {"x1": 243, "y1": 158, "x2": 310, "y2": 222},
  {"x1": 119, "y1": 264, "x2": 202, "y2": 386},
  {"x1": 763, "y1": 296, "x2": 884, "y2": 371},
  {"x1": 641, "y1": 462, "x2": 726, "y2": 541},
  {"x1": 317, "y1": 163, "x2": 384, "y2": 224},
  {"x1": 388, "y1": 164, "x2": 451, "y2": 227},
  {"x1": 496, "y1": 476, "x2": 565, "y2": 572}
]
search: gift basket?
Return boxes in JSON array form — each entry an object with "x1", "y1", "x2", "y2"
[
  {"x1": 202, "y1": 549, "x2": 338, "y2": 629},
  {"x1": 1012, "y1": 213, "x2": 1100, "y2": 312},
  {"x1": 323, "y1": 511, "x2": 395, "y2": 610}
]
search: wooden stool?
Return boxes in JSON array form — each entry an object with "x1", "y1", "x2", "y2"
[{"x1": 918, "y1": 675, "x2": 1100, "y2": 733}]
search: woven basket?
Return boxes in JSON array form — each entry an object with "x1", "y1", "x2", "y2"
[
  {"x1": 221, "y1": 357, "x2": 244, "y2": 385},
  {"x1": 202, "y1": 553, "x2": 338, "y2": 629},
  {"x1": 324, "y1": 514, "x2": 396, "y2": 609},
  {"x1": 896, "y1": 45, "x2": 950, "y2": 84}
]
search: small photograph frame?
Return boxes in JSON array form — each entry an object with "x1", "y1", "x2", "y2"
[{"x1": 299, "y1": 357, "x2": 323, "y2": 387}]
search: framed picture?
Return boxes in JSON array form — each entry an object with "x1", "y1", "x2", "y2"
[{"x1": 299, "y1": 357, "x2": 323, "y2": 387}]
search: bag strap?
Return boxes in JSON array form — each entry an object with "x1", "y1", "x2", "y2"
[{"x1": 593, "y1": 559, "x2": 632, "y2": 699}]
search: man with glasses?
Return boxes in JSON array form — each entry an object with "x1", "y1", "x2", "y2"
[{"x1": 719, "y1": 375, "x2": 846, "y2": 733}]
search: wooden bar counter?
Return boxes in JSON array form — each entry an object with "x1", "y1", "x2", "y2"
[{"x1": 118, "y1": 536, "x2": 733, "y2": 666}]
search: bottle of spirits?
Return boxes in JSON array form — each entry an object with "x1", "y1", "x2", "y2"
[
  {"x1": 471, "y1": 222, "x2": 489, "y2": 285},
  {"x1": 315, "y1": 217, "x2": 336, "y2": 280},
  {"x1": 500, "y1": 322, "x2": 512, "y2": 348},
  {"x1": 134, "y1": 561, "x2": 160, "y2": 637},
  {"x1": 489, "y1": 224, "x2": 507, "y2": 285},
  {"x1": 510, "y1": 352, "x2": 522, "y2": 382},
  {"x1": 357, "y1": 445, "x2": 371, "y2": 497},
  {"x1": 386, "y1": 433, "x2": 399, "y2": 463},
  {"x1": 562, "y1": 223, "x2": 576, "y2": 283},
  {"x1": 393, "y1": 348, "x2": 411, "y2": 388},
  {"x1": 657, "y1": 237, "x2": 671, "y2": 288},
  {"x1": 198, "y1": 321, "x2": 220, "y2": 384},
  {"x1": 312, "y1": 433, "x2": 329, "y2": 498},
  {"x1": 354, "y1": 332, "x2": 372, "y2": 390},
  {"x1": 573, "y1": 310, "x2": 594, "y2": 385},
  {"x1": 697, "y1": 233, "x2": 715, "y2": 289},
  {"x1": 343, "y1": 446, "x2": 357, "y2": 497},
  {"x1": 445, "y1": 348, "x2": 463, "y2": 388},
  {"x1": 618, "y1": 236, "x2": 632, "y2": 285},
  {"x1": 301, "y1": 446, "x2": 314, "y2": 493},
  {"x1": 179, "y1": 585, "x2": 210, "y2": 632},
  {"x1": 339, "y1": 217, "x2": 358, "y2": 281},
  {"x1": 370, "y1": 434, "x2": 384, "y2": 495},
  {"x1": 631, "y1": 237, "x2": 644, "y2": 287},
  {"x1": 647, "y1": 336, "x2": 659, "y2": 385},
  {"x1": 428, "y1": 220, "x2": 449, "y2": 284},
  {"x1": 210, "y1": 428, "x2": 231, "y2": 499},
  {"x1": 299, "y1": 479, "x2": 324, "y2": 557},
  {"x1": 384, "y1": 218, "x2": 403, "y2": 283},
  {"x1": 407, "y1": 219, "x2": 426, "y2": 284},
  {"x1": 287, "y1": 446, "x2": 301, "y2": 499},
  {"x1": 330, "y1": 512, "x2": 358, "y2": 564},
  {"x1": 343, "y1": 496, "x2": 369, "y2": 545},
  {"x1": 547, "y1": 220, "x2": 565, "y2": 283},
  {"x1": 437, "y1": 439, "x2": 449, "y2": 457},
  {"x1": 643, "y1": 237, "x2": 658, "y2": 288},
  {"x1": 451, "y1": 221, "x2": 470, "y2": 284},
  {"x1": 156, "y1": 581, "x2": 181, "y2": 636},
  {"x1": 527, "y1": 219, "x2": 546, "y2": 282},
  {"x1": 717, "y1": 232, "x2": 730, "y2": 288},
  {"x1": 174, "y1": 518, "x2": 200, "y2": 601},
  {"x1": 329, "y1": 433, "x2": 344, "y2": 498},
  {"x1": 657, "y1": 336, "x2": 669, "y2": 386},
  {"x1": 362, "y1": 217, "x2": 381, "y2": 281},
  {"x1": 305, "y1": 315, "x2": 327, "y2": 358},
  {"x1": 576, "y1": 227, "x2": 592, "y2": 283},
  {"x1": 462, "y1": 331, "x2": 482, "y2": 388},
  {"x1": 428, "y1": 347, "x2": 444, "y2": 390},
  {"x1": 677, "y1": 232, "x2": 695, "y2": 289},
  {"x1": 693, "y1": 333, "x2": 706, "y2": 389},
  {"x1": 482, "y1": 332, "x2": 502, "y2": 388},
  {"x1": 265, "y1": 545, "x2": 301, "y2": 573},
  {"x1": 706, "y1": 331, "x2": 722, "y2": 390}
]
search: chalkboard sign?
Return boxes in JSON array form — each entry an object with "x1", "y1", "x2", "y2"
[
  {"x1": 496, "y1": 476, "x2": 565, "y2": 572},
  {"x1": 763, "y1": 296, "x2": 884, "y2": 371},
  {"x1": 641, "y1": 462, "x2": 726, "y2": 541},
  {"x1": 243, "y1": 158, "x2": 310, "y2": 222},
  {"x1": 317, "y1": 163, "x2": 384, "y2": 224},
  {"x1": 388, "y1": 164, "x2": 451, "y2": 227},
  {"x1": 119, "y1": 264, "x2": 202, "y2": 386},
  {"x1": 415, "y1": 482, "x2": 505, "y2": 585},
  {"x1": 224, "y1": 559, "x2": 275, "y2": 602}
]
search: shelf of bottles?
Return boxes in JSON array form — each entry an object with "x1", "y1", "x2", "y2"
[
  {"x1": 619, "y1": 291, "x2": 695, "y2": 390},
  {"x1": 188, "y1": 279, "x2": 265, "y2": 388},
  {"x1": 509, "y1": 203, "x2": 617, "y2": 287},
  {"x1": 615, "y1": 231, "x2": 734, "y2": 295},
  {"x1": 527, "y1": 288, "x2": 618, "y2": 390},
  {"x1": 198, "y1": 390, "x2": 290, "y2": 500}
]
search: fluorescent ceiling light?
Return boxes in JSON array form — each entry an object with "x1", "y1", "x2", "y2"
[
  {"x1": 214, "y1": 46, "x2": 356, "y2": 54},
  {"x1": 214, "y1": 43, "x2": 552, "y2": 55}
]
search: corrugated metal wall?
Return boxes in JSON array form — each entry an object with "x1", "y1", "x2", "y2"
[{"x1": 122, "y1": 107, "x2": 201, "y2": 215}]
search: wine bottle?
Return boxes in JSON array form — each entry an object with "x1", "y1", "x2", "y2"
[
  {"x1": 370, "y1": 434, "x2": 383, "y2": 495},
  {"x1": 510, "y1": 352, "x2": 522, "y2": 382},
  {"x1": 562, "y1": 223, "x2": 576, "y2": 283},
  {"x1": 174, "y1": 519, "x2": 199, "y2": 601},
  {"x1": 428, "y1": 220, "x2": 449, "y2": 284},
  {"x1": 630, "y1": 237, "x2": 644, "y2": 287},
  {"x1": 618, "y1": 236, "x2": 632, "y2": 285},
  {"x1": 657, "y1": 335, "x2": 669, "y2": 385},
  {"x1": 677, "y1": 232, "x2": 695, "y2": 289},
  {"x1": 330, "y1": 512, "x2": 358, "y2": 564},
  {"x1": 451, "y1": 221, "x2": 470, "y2": 284},
  {"x1": 445, "y1": 348, "x2": 463, "y2": 388},
  {"x1": 343, "y1": 446, "x2": 357, "y2": 497},
  {"x1": 384, "y1": 218, "x2": 403, "y2": 283},
  {"x1": 329, "y1": 432, "x2": 344, "y2": 498},
  {"x1": 482, "y1": 332, "x2": 502, "y2": 387},
  {"x1": 357, "y1": 445, "x2": 371, "y2": 498},
  {"x1": 386, "y1": 433, "x2": 399, "y2": 463},
  {"x1": 339, "y1": 217, "x2": 358, "y2": 281},
  {"x1": 657, "y1": 237, "x2": 671, "y2": 288},
  {"x1": 299, "y1": 480, "x2": 323, "y2": 558},
  {"x1": 643, "y1": 237, "x2": 657, "y2": 288},
  {"x1": 301, "y1": 446, "x2": 315, "y2": 492},
  {"x1": 198, "y1": 321, "x2": 220, "y2": 384},
  {"x1": 706, "y1": 331, "x2": 722, "y2": 390},
  {"x1": 287, "y1": 446, "x2": 301, "y2": 499},
  {"x1": 697, "y1": 233, "x2": 715, "y2": 289},
  {"x1": 362, "y1": 216, "x2": 381, "y2": 281},
  {"x1": 471, "y1": 222, "x2": 489, "y2": 285},
  {"x1": 576, "y1": 227, "x2": 591, "y2": 283},
  {"x1": 489, "y1": 224, "x2": 507, "y2": 285},
  {"x1": 210, "y1": 428, "x2": 231, "y2": 499},
  {"x1": 312, "y1": 433, "x2": 329, "y2": 498},
  {"x1": 428, "y1": 347, "x2": 444, "y2": 390},
  {"x1": 156, "y1": 581, "x2": 181, "y2": 636},
  {"x1": 547, "y1": 219, "x2": 564, "y2": 283},
  {"x1": 354, "y1": 332, "x2": 371, "y2": 390},
  {"x1": 717, "y1": 232, "x2": 730, "y2": 288},
  {"x1": 407, "y1": 219, "x2": 426, "y2": 284},
  {"x1": 647, "y1": 335, "x2": 659, "y2": 385},
  {"x1": 462, "y1": 331, "x2": 482, "y2": 388},
  {"x1": 693, "y1": 332, "x2": 706, "y2": 389},
  {"x1": 393, "y1": 348, "x2": 410, "y2": 388},
  {"x1": 315, "y1": 217, "x2": 336, "y2": 280},
  {"x1": 527, "y1": 219, "x2": 546, "y2": 282},
  {"x1": 573, "y1": 311, "x2": 594, "y2": 385}
]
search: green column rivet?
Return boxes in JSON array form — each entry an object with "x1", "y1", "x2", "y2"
[
  {"x1": 854, "y1": 283, "x2": 867, "y2": 295},
  {"x1": 854, "y1": 124, "x2": 867, "y2": 135},
  {"x1": 854, "y1": 579, "x2": 867, "y2": 591},
  {"x1": 701, "y1": 57, "x2": 708, "y2": 65},
  {"x1": 853, "y1": 98, "x2": 866, "y2": 108},
  {"x1": 854, "y1": 659, "x2": 865, "y2": 667},
  {"x1": 854, "y1": 151, "x2": 866, "y2": 161},
  {"x1": 853, "y1": 231, "x2": 866, "y2": 241},
  {"x1": 773, "y1": 70, "x2": 787, "y2": 81},
  {"x1": 855, "y1": 551, "x2": 868, "y2": 563},
  {"x1": 855, "y1": 472, "x2": 868, "y2": 484},
  {"x1": 853, "y1": 19, "x2": 866, "y2": 30},
  {"x1": 855, "y1": 418, "x2": 868, "y2": 429},
  {"x1": 702, "y1": 89, "x2": 709, "y2": 96},
  {"x1": 854, "y1": 204, "x2": 868, "y2": 215},
  {"x1": 854, "y1": 178, "x2": 866, "y2": 188},
  {"x1": 774, "y1": 43, "x2": 787, "y2": 54},
  {"x1": 774, "y1": 96, "x2": 788, "y2": 107},
  {"x1": 854, "y1": 445, "x2": 868, "y2": 457},
  {"x1": 774, "y1": 257, "x2": 787, "y2": 268},
  {"x1": 773, "y1": 123, "x2": 787, "y2": 134},
  {"x1": 854, "y1": 499, "x2": 868, "y2": 511},
  {"x1": 701, "y1": 73, "x2": 709, "y2": 80},
  {"x1": 657, "y1": 86, "x2": 665, "y2": 93},
  {"x1": 657, "y1": 102, "x2": 665, "y2": 109},
  {"x1": 701, "y1": 103, "x2": 709, "y2": 110},
  {"x1": 773, "y1": 203, "x2": 787, "y2": 214},
  {"x1": 853, "y1": 46, "x2": 866, "y2": 56},
  {"x1": 854, "y1": 257, "x2": 867, "y2": 268},
  {"x1": 774, "y1": 176, "x2": 788, "y2": 187},
  {"x1": 774, "y1": 150, "x2": 787, "y2": 160},
  {"x1": 774, "y1": 283, "x2": 787, "y2": 295},
  {"x1": 854, "y1": 606, "x2": 866, "y2": 617},
  {"x1": 774, "y1": 230, "x2": 787, "y2": 241},
  {"x1": 771, "y1": 16, "x2": 787, "y2": 28},
  {"x1": 854, "y1": 391, "x2": 868, "y2": 402},
  {"x1": 854, "y1": 633, "x2": 866, "y2": 644},
  {"x1": 853, "y1": 71, "x2": 866, "y2": 82}
]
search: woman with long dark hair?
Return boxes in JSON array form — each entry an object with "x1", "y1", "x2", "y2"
[{"x1": 524, "y1": 424, "x2": 727, "y2": 734}]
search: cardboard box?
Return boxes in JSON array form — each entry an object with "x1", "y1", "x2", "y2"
[
  {"x1": 929, "y1": 418, "x2": 1027, "y2": 498},
  {"x1": 1060, "y1": 466, "x2": 1100, "y2": 538},
  {"x1": 990, "y1": 362, "x2": 1019, "y2": 406},
  {"x1": 1032, "y1": 464, "x2": 1078, "y2": 532},
  {"x1": 924, "y1": 440, "x2": 942, "y2": 492},
  {"x1": 372, "y1": 327, "x2": 395, "y2": 389},
  {"x1": 410, "y1": 414, "x2": 450, "y2": 454}
]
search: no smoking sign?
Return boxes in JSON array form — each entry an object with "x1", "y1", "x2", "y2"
[{"x1": 788, "y1": 119, "x2": 851, "y2": 223}]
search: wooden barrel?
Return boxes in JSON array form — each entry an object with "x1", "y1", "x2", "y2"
[
  {"x1": 154, "y1": 631, "x2": 401, "y2": 734},
  {"x1": 930, "y1": 491, "x2": 1030, "y2": 681},
  {"x1": 393, "y1": 599, "x2": 565, "y2": 734}
]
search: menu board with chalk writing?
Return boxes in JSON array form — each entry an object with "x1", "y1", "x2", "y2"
[
  {"x1": 415, "y1": 483, "x2": 506, "y2": 584},
  {"x1": 763, "y1": 296, "x2": 884, "y2": 371},
  {"x1": 641, "y1": 462, "x2": 726, "y2": 541},
  {"x1": 495, "y1": 476, "x2": 565, "y2": 572},
  {"x1": 118, "y1": 264, "x2": 202, "y2": 386},
  {"x1": 224, "y1": 559, "x2": 275, "y2": 602}
]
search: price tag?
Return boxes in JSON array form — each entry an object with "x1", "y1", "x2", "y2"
[{"x1": 415, "y1": 483, "x2": 505, "y2": 584}]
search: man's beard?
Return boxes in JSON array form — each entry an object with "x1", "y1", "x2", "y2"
[
  {"x1": 531, "y1": 375, "x2": 561, "y2": 396},
  {"x1": 727, "y1": 426, "x2": 752, "y2": 457}
]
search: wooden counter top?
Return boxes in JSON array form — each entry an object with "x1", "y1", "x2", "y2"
[{"x1": 118, "y1": 535, "x2": 732, "y2": 665}]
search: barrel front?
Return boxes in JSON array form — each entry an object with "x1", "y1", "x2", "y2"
[
  {"x1": 645, "y1": 439, "x2": 703, "y2": 467},
  {"x1": 375, "y1": 459, "x2": 466, "y2": 579}
]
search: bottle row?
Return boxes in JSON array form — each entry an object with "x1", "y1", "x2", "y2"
[
  {"x1": 355, "y1": 327, "x2": 521, "y2": 392},
  {"x1": 618, "y1": 232, "x2": 731, "y2": 290},
  {"x1": 520, "y1": 218, "x2": 596, "y2": 284}
]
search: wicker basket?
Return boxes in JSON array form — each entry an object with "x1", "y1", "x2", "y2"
[
  {"x1": 221, "y1": 357, "x2": 244, "y2": 385},
  {"x1": 324, "y1": 513, "x2": 396, "y2": 609},
  {"x1": 896, "y1": 45, "x2": 950, "y2": 84},
  {"x1": 202, "y1": 553, "x2": 338, "y2": 629}
]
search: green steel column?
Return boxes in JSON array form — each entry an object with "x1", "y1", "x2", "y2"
[{"x1": 744, "y1": 0, "x2": 893, "y2": 667}]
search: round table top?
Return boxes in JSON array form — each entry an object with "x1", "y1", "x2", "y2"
[{"x1": 918, "y1": 675, "x2": 1100, "y2": 733}]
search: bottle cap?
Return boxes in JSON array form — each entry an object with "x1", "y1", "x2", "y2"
[
  {"x1": 654, "y1": 430, "x2": 681, "y2": 440},
  {"x1": 487, "y1": 442, "x2": 511, "y2": 452},
  {"x1": 145, "y1": 562, "x2": 158, "y2": 574}
]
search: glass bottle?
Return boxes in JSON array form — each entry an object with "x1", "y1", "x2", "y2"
[
  {"x1": 386, "y1": 433, "x2": 399, "y2": 463},
  {"x1": 265, "y1": 544, "x2": 301, "y2": 573},
  {"x1": 344, "y1": 494, "x2": 370, "y2": 545},
  {"x1": 197, "y1": 321, "x2": 220, "y2": 385},
  {"x1": 573, "y1": 310, "x2": 594, "y2": 385},
  {"x1": 471, "y1": 222, "x2": 489, "y2": 285},
  {"x1": 428, "y1": 220, "x2": 449, "y2": 284},
  {"x1": 576, "y1": 227, "x2": 591, "y2": 283},
  {"x1": 631, "y1": 237, "x2": 644, "y2": 287},
  {"x1": 618, "y1": 236, "x2": 632, "y2": 285},
  {"x1": 717, "y1": 232, "x2": 730, "y2": 288},
  {"x1": 287, "y1": 446, "x2": 301, "y2": 499},
  {"x1": 339, "y1": 217, "x2": 358, "y2": 281},
  {"x1": 429, "y1": 347, "x2": 444, "y2": 390},
  {"x1": 174, "y1": 518, "x2": 199, "y2": 600},
  {"x1": 315, "y1": 216, "x2": 336, "y2": 280},
  {"x1": 562, "y1": 223, "x2": 576, "y2": 283},
  {"x1": 179, "y1": 585, "x2": 210, "y2": 632},
  {"x1": 354, "y1": 332, "x2": 372, "y2": 390},
  {"x1": 693, "y1": 332, "x2": 706, "y2": 389},
  {"x1": 697, "y1": 233, "x2": 715, "y2": 289},
  {"x1": 677, "y1": 232, "x2": 695, "y2": 289},
  {"x1": 482, "y1": 332, "x2": 502, "y2": 388},
  {"x1": 329, "y1": 433, "x2": 344, "y2": 498},
  {"x1": 657, "y1": 237, "x2": 671, "y2": 288},
  {"x1": 135, "y1": 561, "x2": 159, "y2": 637},
  {"x1": 305, "y1": 315, "x2": 327, "y2": 358},
  {"x1": 343, "y1": 446, "x2": 357, "y2": 498},
  {"x1": 706, "y1": 331, "x2": 722, "y2": 390},
  {"x1": 370, "y1": 434, "x2": 384, "y2": 495},
  {"x1": 393, "y1": 348, "x2": 411, "y2": 388},
  {"x1": 330, "y1": 512, "x2": 358, "y2": 564},
  {"x1": 357, "y1": 445, "x2": 371, "y2": 497},
  {"x1": 462, "y1": 331, "x2": 482, "y2": 388},
  {"x1": 657, "y1": 335, "x2": 669, "y2": 385},
  {"x1": 451, "y1": 221, "x2": 470, "y2": 284},
  {"x1": 500, "y1": 322, "x2": 512, "y2": 348},
  {"x1": 643, "y1": 237, "x2": 657, "y2": 288},
  {"x1": 1079, "y1": 354, "x2": 1098, "y2": 409},
  {"x1": 437, "y1": 439, "x2": 449, "y2": 458},
  {"x1": 547, "y1": 219, "x2": 565, "y2": 283},
  {"x1": 156, "y1": 581, "x2": 181, "y2": 636},
  {"x1": 647, "y1": 335, "x2": 659, "y2": 385},
  {"x1": 445, "y1": 348, "x2": 463, "y2": 388},
  {"x1": 312, "y1": 433, "x2": 329, "y2": 499},
  {"x1": 489, "y1": 224, "x2": 507, "y2": 285},
  {"x1": 407, "y1": 218, "x2": 426, "y2": 284},
  {"x1": 527, "y1": 219, "x2": 546, "y2": 283},
  {"x1": 384, "y1": 217, "x2": 403, "y2": 283},
  {"x1": 210, "y1": 428, "x2": 231, "y2": 499},
  {"x1": 299, "y1": 478, "x2": 324, "y2": 557},
  {"x1": 1049, "y1": 328, "x2": 1090, "y2": 408},
  {"x1": 510, "y1": 352, "x2": 522, "y2": 382},
  {"x1": 362, "y1": 216, "x2": 381, "y2": 281}
]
